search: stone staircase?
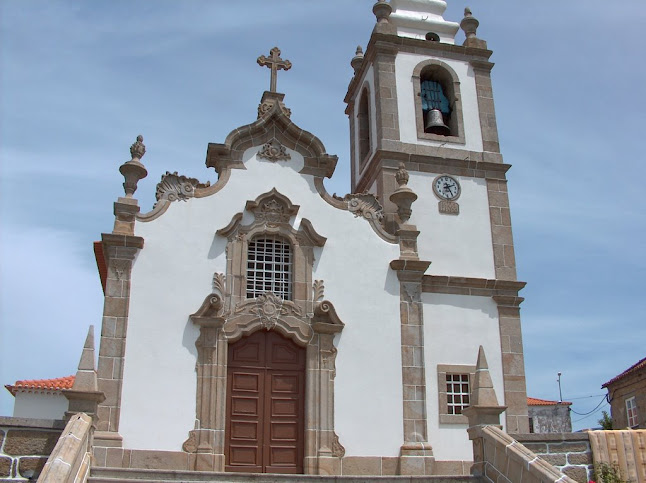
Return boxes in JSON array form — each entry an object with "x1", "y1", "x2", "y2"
[{"x1": 89, "y1": 467, "x2": 482, "y2": 483}]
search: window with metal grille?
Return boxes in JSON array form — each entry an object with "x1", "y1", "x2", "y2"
[
  {"x1": 626, "y1": 397, "x2": 638, "y2": 427},
  {"x1": 246, "y1": 236, "x2": 292, "y2": 300},
  {"x1": 446, "y1": 374, "x2": 470, "y2": 415}
]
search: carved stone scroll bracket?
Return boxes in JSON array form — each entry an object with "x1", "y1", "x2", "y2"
[
  {"x1": 258, "y1": 139, "x2": 291, "y2": 162},
  {"x1": 190, "y1": 293, "x2": 226, "y2": 328},
  {"x1": 155, "y1": 171, "x2": 211, "y2": 206},
  {"x1": 312, "y1": 300, "x2": 345, "y2": 335},
  {"x1": 343, "y1": 192, "x2": 384, "y2": 224}
]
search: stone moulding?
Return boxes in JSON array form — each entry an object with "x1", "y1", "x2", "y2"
[{"x1": 205, "y1": 101, "x2": 337, "y2": 179}]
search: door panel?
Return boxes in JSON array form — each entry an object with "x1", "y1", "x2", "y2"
[{"x1": 225, "y1": 330, "x2": 305, "y2": 474}]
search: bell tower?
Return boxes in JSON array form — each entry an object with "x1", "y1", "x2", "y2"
[{"x1": 345, "y1": 0, "x2": 529, "y2": 434}]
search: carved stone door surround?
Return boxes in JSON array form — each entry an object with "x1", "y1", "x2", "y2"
[{"x1": 183, "y1": 189, "x2": 346, "y2": 475}]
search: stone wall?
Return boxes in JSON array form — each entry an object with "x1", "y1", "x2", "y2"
[
  {"x1": 528, "y1": 404, "x2": 572, "y2": 433},
  {"x1": 0, "y1": 417, "x2": 65, "y2": 481},
  {"x1": 514, "y1": 432, "x2": 592, "y2": 483}
]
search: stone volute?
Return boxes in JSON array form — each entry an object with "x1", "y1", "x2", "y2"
[
  {"x1": 389, "y1": 163, "x2": 418, "y2": 223},
  {"x1": 119, "y1": 135, "x2": 148, "y2": 198}
]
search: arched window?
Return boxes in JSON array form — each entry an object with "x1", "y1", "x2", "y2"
[
  {"x1": 413, "y1": 61, "x2": 465, "y2": 144},
  {"x1": 358, "y1": 87, "x2": 371, "y2": 163},
  {"x1": 246, "y1": 235, "x2": 292, "y2": 300}
]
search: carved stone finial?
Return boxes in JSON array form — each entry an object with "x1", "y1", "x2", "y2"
[
  {"x1": 351, "y1": 45, "x2": 364, "y2": 75},
  {"x1": 389, "y1": 163, "x2": 417, "y2": 223},
  {"x1": 372, "y1": 0, "x2": 392, "y2": 24},
  {"x1": 119, "y1": 135, "x2": 148, "y2": 198},
  {"x1": 461, "y1": 7, "x2": 486, "y2": 48},
  {"x1": 130, "y1": 134, "x2": 146, "y2": 160}
]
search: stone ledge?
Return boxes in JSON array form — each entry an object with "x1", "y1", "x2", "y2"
[
  {"x1": 511, "y1": 432, "x2": 591, "y2": 442},
  {"x1": 0, "y1": 417, "x2": 66, "y2": 430}
]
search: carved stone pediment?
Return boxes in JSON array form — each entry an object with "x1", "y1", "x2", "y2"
[
  {"x1": 155, "y1": 171, "x2": 211, "y2": 206},
  {"x1": 233, "y1": 293, "x2": 303, "y2": 330},
  {"x1": 225, "y1": 293, "x2": 311, "y2": 346},
  {"x1": 245, "y1": 188, "x2": 300, "y2": 226},
  {"x1": 216, "y1": 189, "x2": 326, "y2": 248}
]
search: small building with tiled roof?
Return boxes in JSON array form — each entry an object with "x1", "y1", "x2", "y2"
[
  {"x1": 4, "y1": 376, "x2": 74, "y2": 420},
  {"x1": 602, "y1": 356, "x2": 646, "y2": 429},
  {"x1": 526, "y1": 396, "x2": 572, "y2": 434}
]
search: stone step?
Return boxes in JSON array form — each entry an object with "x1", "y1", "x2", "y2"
[{"x1": 89, "y1": 467, "x2": 482, "y2": 483}]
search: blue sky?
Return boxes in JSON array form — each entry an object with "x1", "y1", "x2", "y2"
[{"x1": 1, "y1": 1, "x2": 644, "y2": 431}]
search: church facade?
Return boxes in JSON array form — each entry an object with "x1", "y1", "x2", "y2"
[{"x1": 90, "y1": 1, "x2": 529, "y2": 477}]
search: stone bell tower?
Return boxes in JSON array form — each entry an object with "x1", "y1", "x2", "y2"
[{"x1": 345, "y1": 0, "x2": 529, "y2": 434}]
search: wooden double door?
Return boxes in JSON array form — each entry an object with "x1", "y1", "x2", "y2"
[{"x1": 225, "y1": 330, "x2": 306, "y2": 474}]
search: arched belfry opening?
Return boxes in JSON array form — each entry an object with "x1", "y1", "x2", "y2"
[
  {"x1": 358, "y1": 87, "x2": 371, "y2": 163},
  {"x1": 420, "y1": 66, "x2": 454, "y2": 136}
]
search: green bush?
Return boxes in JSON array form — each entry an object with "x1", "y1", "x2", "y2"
[{"x1": 593, "y1": 462, "x2": 630, "y2": 483}]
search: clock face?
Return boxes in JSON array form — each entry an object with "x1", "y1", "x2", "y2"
[{"x1": 433, "y1": 175, "x2": 460, "y2": 200}]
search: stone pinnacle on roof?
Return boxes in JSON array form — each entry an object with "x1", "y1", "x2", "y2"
[
  {"x1": 470, "y1": 345, "x2": 499, "y2": 407},
  {"x1": 71, "y1": 325, "x2": 99, "y2": 393}
]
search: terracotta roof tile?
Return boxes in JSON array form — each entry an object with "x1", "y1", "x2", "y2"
[
  {"x1": 5, "y1": 376, "x2": 75, "y2": 396},
  {"x1": 527, "y1": 396, "x2": 572, "y2": 406}
]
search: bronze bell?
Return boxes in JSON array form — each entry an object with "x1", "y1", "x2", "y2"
[{"x1": 425, "y1": 108, "x2": 450, "y2": 135}]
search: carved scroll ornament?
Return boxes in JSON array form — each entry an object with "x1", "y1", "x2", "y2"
[
  {"x1": 258, "y1": 139, "x2": 291, "y2": 162},
  {"x1": 155, "y1": 171, "x2": 210, "y2": 205}
]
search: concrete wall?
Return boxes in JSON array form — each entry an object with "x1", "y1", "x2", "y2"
[
  {"x1": 11, "y1": 392, "x2": 68, "y2": 420},
  {"x1": 408, "y1": 172, "x2": 495, "y2": 279}
]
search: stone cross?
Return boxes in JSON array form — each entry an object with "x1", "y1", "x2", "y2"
[{"x1": 257, "y1": 47, "x2": 292, "y2": 93}]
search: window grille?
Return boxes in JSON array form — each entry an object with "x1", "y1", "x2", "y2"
[
  {"x1": 246, "y1": 236, "x2": 292, "y2": 300},
  {"x1": 446, "y1": 374, "x2": 470, "y2": 415},
  {"x1": 626, "y1": 397, "x2": 638, "y2": 427}
]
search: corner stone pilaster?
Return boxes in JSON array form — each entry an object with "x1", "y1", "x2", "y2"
[
  {"x1": 470, "y1": 60, "x2": 500, "y2": 154},
  {"x1": 373, "y1": 45, "x2": 400, "y2": 148},
  {"x1": 95, "y1": 233, "x2": 144, "y2": 445},
  {"x1": 390, "y1": 255, "x2": 434, "y2": 476},
  {"x1": 494, "y1": 296, "x2": 529, "y2": 433}
]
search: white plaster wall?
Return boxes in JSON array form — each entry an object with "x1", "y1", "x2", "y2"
[
  {"x1": 12, "y1": 392, "x2": 68, "y2": 419},
  {"x1": 120, "y1": 147, "x2": 403, "y2": 456},
  {"x1": 353, "y1": 66, "x2": 377, "y2": 183},
  {"x1": 408, "y1": 172, "x2": 495, "y2": 279},
  {"x1": 423, "y1": 293, "x2": 504, "y2": 461},
  {"x1": 395, "y1": 52, "x2": 483, "y2": 152}
]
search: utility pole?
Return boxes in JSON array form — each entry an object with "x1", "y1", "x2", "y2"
[{"x1": 557, "y1": 372, "x2": 563, "y2": 403}]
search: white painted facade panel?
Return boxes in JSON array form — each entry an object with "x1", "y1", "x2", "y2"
[
  {"x1": 422, "y1": 293, "x2": 504, "y2": 460},
  {"x1": 119, "y1": 148, "x2": 403, "y2": 455},
  {"x1": 394, "y1": 52, "x2": 483, "y2": 152},
  {"x1": 408, "y1": 172, "x2": 496, "y2": 279},
  {"x1": 12, "y1": 392, "x2": 68, "y2": 419}
]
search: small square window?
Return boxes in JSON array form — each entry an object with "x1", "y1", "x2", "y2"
[{"x1": 437, "y1": 364, "x2": 475, "y2": 424}]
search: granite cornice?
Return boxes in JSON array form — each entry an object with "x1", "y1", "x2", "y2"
[
  {"x1": 423, "y1": 275, "x2": 525, "y2": 298},
  {"x1": 101, "y1": 233, "x2": 144, "y2": 250}
]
